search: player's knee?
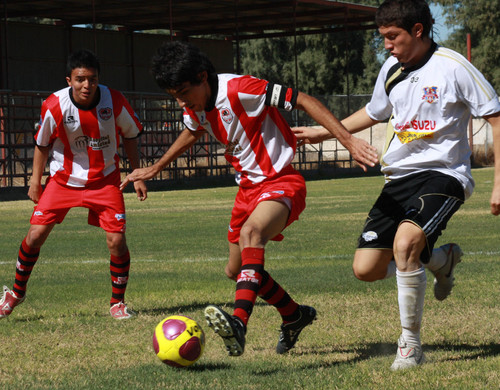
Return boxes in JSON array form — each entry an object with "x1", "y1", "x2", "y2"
[
  {"x1": 352, "y1": 264, "x2": 381, "y2": 282},
  {"x1": 239, "y1": 223, "x2": 265, "y2": 246},
  {"x1": 106, "y1": 234, "x2": 127, "y2": 255},
  {"x1": 225, "y1": 266, "x2": 238, "y2": 281}
]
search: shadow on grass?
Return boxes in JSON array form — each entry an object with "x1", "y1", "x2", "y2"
[{"x1": 284, "y1": 341, "x2": 500, "y2": 369}]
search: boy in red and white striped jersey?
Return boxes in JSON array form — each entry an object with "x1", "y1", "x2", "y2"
[
  {"x1": 0, "y1": 49, "x2": 147, "y2": 320},
  {"x1": 121, "y1": 41, "x2": 378, "y2": 355}
]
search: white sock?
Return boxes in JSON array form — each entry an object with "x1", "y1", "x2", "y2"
[
  {"x1": 424, "y1": 245, "x2": 447, "y2": 272},
  {"x1": 384, "y1": 261, "x2": 397, "y2": 279},
  {"x1": 396, "y1": 267, "x2": 426, "y2": 347}
]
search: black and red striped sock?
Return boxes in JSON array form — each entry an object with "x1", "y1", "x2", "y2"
[
  {"x1": 258, "y1": 269, "x2": 300, "y2": 324},
  {"x1": 110, "y1": 250, "x2": 130, "y2": 305},
  {"x1": 13, "y1": 237, "x2": 40, "y2": 298},
  {"x1": 233, "y1": 247, "x2": 265, "y2": 326}
]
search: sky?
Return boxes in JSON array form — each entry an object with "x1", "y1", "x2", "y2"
[{"x1": 430, "y1": 3, "x2": 457, "y2": 43}]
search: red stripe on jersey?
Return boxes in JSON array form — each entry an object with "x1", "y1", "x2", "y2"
[
  {"x1": 41, "y1": 95, "x2": 75, "y2": 184},
  {"x1": 227, "y1": 76, "x2": 277, "y2": 179},
  {"x1": 80, "y1": 108, "x2": 105, "y2": 180},
  {"x1": 206, "y1": 109, "x2": 228, "y2": 144},
  {"x1": 268, "y1": 108, "x2": 297, "y2": 152}
]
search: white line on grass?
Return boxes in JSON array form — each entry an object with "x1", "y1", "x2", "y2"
[{"x1": 0, "y1": 250, "x2": 497, "y2": 267}]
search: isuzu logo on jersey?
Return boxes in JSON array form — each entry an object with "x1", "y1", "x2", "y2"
[
  {"x1": 98, "y1": 107, "x2": 113, "y2": 120},
  {"x1": 394, "y1": 119, "x2": 436, "y2": 144},
  {"x1": 422, "y1": 86, "x2": 439, "y2": 103},
  {"x1": 221, "y1": 107, "x2": 234, "y2": 124}
]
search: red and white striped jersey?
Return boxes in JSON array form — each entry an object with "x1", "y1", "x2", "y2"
[
  {"x1": 36, "y1": 85, "x2": 143, "y2": 187},
  {"x1": 182, "y1": 74, "x2": 298, "y2": 187}
]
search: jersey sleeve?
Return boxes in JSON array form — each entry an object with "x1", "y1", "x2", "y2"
[
  {"x1": 365, "y1": 58, "x2": 397, "y2": 121},
  {"x1": 112, "y1": 90, "x2": 143, "y2": 139},
  {"x1": 35, "y1": 95, "x2": 60, "y2": 147},
  {"x1": 453, "y1": 59, "x2": 500, "y2": 117},
  {"x1": 264, "y1": 82, "x2": 298, "y2": 111}
]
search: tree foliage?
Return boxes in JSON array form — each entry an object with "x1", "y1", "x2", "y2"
[
  {"x1": 238, "y1": 0, "x2": 499, "y2": 97},
  {"x1": 431, "y1": 0, "x2": 500, "y2": 91}
]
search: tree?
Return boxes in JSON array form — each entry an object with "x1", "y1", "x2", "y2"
[{"x1": 432, "y1": 0, "x2": 500, "y2": 91}]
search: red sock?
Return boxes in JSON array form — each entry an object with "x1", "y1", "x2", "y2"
[
  {"x1": 13, "y1": 237, "x2": 40, "y2": 297},
  {"x1": 233, "y1": 247, "x2": 265, "y2": 326},
  {"x1": 258, "y1": 270, "x2": 300, "y2": 324},
  {"x1": 110, "y1": 250, "x2": 130, "y2": 305}
]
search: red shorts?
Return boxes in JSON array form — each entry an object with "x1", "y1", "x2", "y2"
[
  {"x1": 228, "y1": 166, "x2": 306, "y2": 244},
  {"x1": 30, "y1": 170, "x2": 127, "y2": 233}
]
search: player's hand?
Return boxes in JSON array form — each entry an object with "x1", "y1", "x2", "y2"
[
  {"x1": 27, "y1": 183, "x2": 43, "y2": 204},
  {"x1": 344, "y1": 137, "x2": 379, "y2": 173},
  {"x1": 292, "y1": 126, "x2": 332, "y2": 146},
  {"x1": 133, "y1": 180, "x2": 148, "y2": 201},
  {"x1": 490, "y1": 185, "x2": 500, "y2": 215},
  {"x1": 120, "y1": 166, "x2": 158, "y2": 191}
]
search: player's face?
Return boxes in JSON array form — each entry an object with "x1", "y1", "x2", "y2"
[
  {"x1": 167, "y1": 72, "x2": 211, "y2": 112},
  {"x1": 379, "y1": 24, "x2": 423, "y2": 67},
  {"x1": 66, "y1": 67, "x2": 99, "y2": 108}
]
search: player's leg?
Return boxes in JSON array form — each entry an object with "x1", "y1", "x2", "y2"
[
  {"x1": 0, "y1": 223, "x2": 55, "y2": 319},
  {"x1": 205, "y1": 200, "x2": 289, "y2": 356},
  {"x1": 390, "y1": 221, "x2": 427, "y2": 371},
  {"x1": 86, "y1": 173, "x2": 134, "y2": 319},
  {"x1": 105, "y1": 232, "x2": 131, "y2": 303},
  {"x1": 353, "y1": 248, "x2": 394, "y2": 281}
]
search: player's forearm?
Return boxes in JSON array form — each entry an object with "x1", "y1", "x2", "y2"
[
  {"x1": 154, "y1": 128, "x2": 203, "y2": 172},
  {"x1": 30, "y1": 145, "x2": 50, "y2": 185},
  {"x1": 341, "y1": 107, "x2": 380, "y2": 134},
  {"x1": 122, "y1": 138, "x2": 142, "y2": 170},
  {"x1": 295, "y1": 92, "x2": 353, "y2": 145}
]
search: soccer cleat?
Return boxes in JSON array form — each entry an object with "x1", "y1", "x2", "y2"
[
  {"x1": 433, "y1": 243, "x2": 463, "y2": 301},
  {"x1": 276, "y1": 305, "x2": 317, "y2": 354},
  {"x1": 204, "y1": 304, "x2": 246, "y2": 357},
  {"x1": 109, "y1": 301, "x2": 136, "y2": 320},
  {"x1": 390, "y1": 335, "x2": 425, "y2": 371},
  {"x1": 0, "y1": 285, "x2": 25, "y2": 319}
]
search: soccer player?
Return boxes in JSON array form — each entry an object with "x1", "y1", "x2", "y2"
[
  {"x1": 120, "y1": 41, "x2": 379, "y2": 356},
  {"x1": 0, "y1": 49, "x2": 147, "y2": 320},
  {"x1": 292, "y1": 0, "x2": 500, "y2": 370}
]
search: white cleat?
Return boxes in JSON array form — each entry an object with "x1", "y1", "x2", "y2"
[
  {"x1": 433, "y1": 243, "x2": 463, "y2": 301},
  {"x1": 390, "y1": 335, "x2": 425, "y2": 371}
]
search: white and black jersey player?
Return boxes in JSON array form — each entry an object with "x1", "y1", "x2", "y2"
[{"x1": 292, "y1": 0, "x2": 500, "y2": 370}]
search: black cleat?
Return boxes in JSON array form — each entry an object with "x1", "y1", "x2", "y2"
[
  {"x1": 276, "y1": 305, "x2": 317, "y2": 354},
  {"x1": 204, "y1": 304, "x2": 246, "y2": 356}
]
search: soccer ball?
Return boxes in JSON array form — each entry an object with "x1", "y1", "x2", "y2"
[{"x1": 153, "y1": 315, "x2": 205, "y2": 367}]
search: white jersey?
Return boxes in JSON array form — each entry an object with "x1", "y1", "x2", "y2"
[
  {"x1": 36, "y1": 85, "x2": 142, "y2": 187},
  {"x1": 366, "y1": 44, "x2": 500, "y2": 199},
  {"x1": 182, "y1": 74, "x2": 298, "y2": 187}
]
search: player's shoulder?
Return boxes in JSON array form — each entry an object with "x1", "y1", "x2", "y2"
[{"x1": 432, "y1": 46, "x2": 471, "y2": 70}]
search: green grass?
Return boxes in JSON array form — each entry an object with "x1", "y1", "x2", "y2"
[{"x1": 0, "y1": 168, "x2": 499, "y2": 389}]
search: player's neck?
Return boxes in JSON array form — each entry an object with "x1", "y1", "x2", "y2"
[{"x1": 402, "y1": 38, "x2": 435, "y2": 70}]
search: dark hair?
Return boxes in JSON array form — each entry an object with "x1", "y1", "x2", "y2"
[
  {"x1": 151, "y1": 41, "x2": 216, "y2": 90},
  {"x1": 376, "y1": 0, "x2": 434, "y2": 38},
  {"x1": 66, "y1": 49, "x2": 100, "y2": 77}
]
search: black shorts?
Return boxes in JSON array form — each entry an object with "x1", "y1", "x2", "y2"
[{"x1": 357, "y1": 170, "x2": 465, "y2": 262}]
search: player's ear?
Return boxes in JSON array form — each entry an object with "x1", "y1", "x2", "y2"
[
  {"x1": 66, "y1": 76, "x2": 72, "y2": 86},
  {"x1": 412, "y1": 23, "x2": 424, "y2": 39},
  {"x1": 197, "y1": 71, "x2": 208, "y2": 84}
]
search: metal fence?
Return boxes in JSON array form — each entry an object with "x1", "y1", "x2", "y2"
[{"x1": 0, "y1": 90, "x2": 374, "y2": 190}]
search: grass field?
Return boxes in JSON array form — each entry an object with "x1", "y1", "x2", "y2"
[{"x1": 0, "y1": 167, "x2": 499, "y2": 389}]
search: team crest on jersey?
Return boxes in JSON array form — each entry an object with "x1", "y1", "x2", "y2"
[
  {"x1": 221, "y1": 107, "x2": 234, "y2": 124},
  {"x1": 99, "y1": 107, "x2": 113, "y2": 120},
  {"x1": 422, "y1": 86, "x2": 439, "y2": 103}
]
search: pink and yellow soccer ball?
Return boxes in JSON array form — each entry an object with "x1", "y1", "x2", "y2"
[{"x1": 153, "y1": 315, "x2": 205, "y2": 367}]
